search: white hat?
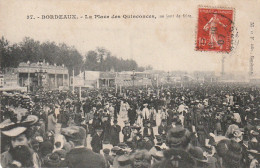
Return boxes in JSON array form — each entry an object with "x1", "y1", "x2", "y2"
[
  {"x1": 0, "y1": 114, "x2": 38, "y2": 137},
  {"x1": 2, "y1": 127, "x2": 27, "y2": 137}
]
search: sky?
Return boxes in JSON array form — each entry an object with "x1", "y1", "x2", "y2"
[{"x1": 0, "y1": 0, "x2": 259, "y2": 75}]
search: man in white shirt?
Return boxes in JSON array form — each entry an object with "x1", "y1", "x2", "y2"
[{"x1": 142, "y1": 104, "x2": 150, "y2": 120}]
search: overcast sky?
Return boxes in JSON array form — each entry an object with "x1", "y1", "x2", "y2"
[{"x1": 0, "y1": 0, "x2": 259, "y2": 75}]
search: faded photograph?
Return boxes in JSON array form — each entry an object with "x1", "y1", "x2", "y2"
[{"x1": 0, "y1": 0, "x2": 260, "y2": 168}]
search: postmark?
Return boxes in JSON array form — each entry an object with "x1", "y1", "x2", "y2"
[{"x1": 196, "y1": 7, "x2": 234, "y2": 53}]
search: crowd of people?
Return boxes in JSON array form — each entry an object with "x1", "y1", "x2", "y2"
[{"x1": 0, "y1": 83, "x2": 260, "y2": 168}]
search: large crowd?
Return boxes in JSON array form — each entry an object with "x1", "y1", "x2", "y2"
[{"x1": 0, "y1": 83, "x2": 260, "y2": 168}]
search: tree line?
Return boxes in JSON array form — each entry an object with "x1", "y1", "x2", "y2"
[{"x1": 0, "y1": 36, "x2": 152, "y2": 75}]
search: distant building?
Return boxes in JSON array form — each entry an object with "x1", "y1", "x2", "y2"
[
  {"x1": 17, "y1": 61, "x2": 69, "y2": 91},
  {"x1": 192, "y1": 71, "x2": 217, "y2": 82},
  {"x1": 220, "y1": 72, "x2": 249, "y2": 83},
  {"x1": 99, "y1": 72, "x2": 116, "y2": 87},
  {"x1": 75, "y1": 70, "x2": 152, "y2": 88},
  {"x1": 115, "y1": 71, "x2": 152, "y2": 87},
  {"x1": 250, "y1": 77, "x2": 260, "y2": 84},
  {"x1": 73, "y1": 71, "x2": 100, "y2": 88},
  {"x1": 0, "y1": 68, "x2": 27, "y2": 91}
]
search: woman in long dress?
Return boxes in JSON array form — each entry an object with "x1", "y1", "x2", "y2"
[
  {"x1": 155, "y1": 109, "x2": 162, "y2": 127},
  {"x1": 136, "y1": 107, "x2": 143, "y2": 127},
  {"x1": 120, "y1": 100, "x2": 128, "y2": 121},
  {"x1": 161, "y1": 107, "x2": 168, "y2": 121}
]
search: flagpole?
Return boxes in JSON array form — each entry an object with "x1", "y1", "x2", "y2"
[
  {"x1": 115, "y1": 72, "x2": 118, "y2": 94},
  {"x1": 72, "y1": 68, "x2": 75, "y2": 94}
]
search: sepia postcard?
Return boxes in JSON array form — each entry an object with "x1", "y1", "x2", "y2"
[{"x1": 0, "y1": 0, "x2": 260, "y2": 168}]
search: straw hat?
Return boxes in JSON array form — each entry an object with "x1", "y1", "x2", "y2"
[
  {"x1": 189, "y1": 147, "x2": 209, "y2": 163},
  {"x1": 44, "y1": 153, "x2": 61, "y2": 167},
  {"x1": 167, "y1": 127, "x2": 191, "y2": 148},
  {"x1": 0, "y1": 113, "x2": 38, "y2": 137},
  {"x1": 61, "y1": 126, "x2": 86, "y2": 143},
  {"x1": 118, "y1": 155, "x2": 132, "y2": 168}
]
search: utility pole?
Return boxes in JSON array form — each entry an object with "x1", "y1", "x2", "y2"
[
  {"x1": 79, "y1": 86, "x2": 82, "y2": 100},
  {"x1": 167, "y1": 71, "x2": 170, "y2": 83},
  {"x1": 27, "y1": 61, "x2": 30, "y2": 92},
  {"x1": 156, "y1": 74, "x2": 159, "y2": 88},
  {"x1": 115, "y1": 72, "x2": 118, "y2": 94},
  {"x1": 131, "y1": 69, "x2": 136, "y2": 90},
  {"x1": 72, "y1": 68, "x2": 75, "y2": 94},
  {"x1": 157, "y1": 74, "x2": 159, "y2": 98},
  {"x1": 145, "y1": 72, "x2": 148, "y2": 90}
]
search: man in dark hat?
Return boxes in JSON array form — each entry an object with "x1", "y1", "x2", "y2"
[
  {"x1": 184, "y1": 110, "x2": 193, "y2": 130},
  {"x1": 216, "y1": 139, "x2": 243, "y2": 168},
  {"x1": 92, "y1": 112, "x2": 102, "y2": 136},
  {"x1": 111, "y1": 146, "x2": 121, "y2": 159},
  {"x1": 122, "y1": 121, "x2": 132, "y2": 142},
  {"x1": 128, "y1": 106, "x2": 137, "y2": 125},
  {"x1": 112, "y1": 147, "x2": 126, "y2": 168},
  {"x1": 158, "y1": 119, "x2": 168, "y2": 141},
  {"x1": 143, "y1": 136, "x2": 154, "y2": 151},
  {"x1": 74, "y1": 111, "x2": 83, "y2": 126},
  {"x1": 167, "y1": 117, "x2": 181, "y2": 132},
  {"x1": 103, "y1": 148, "x2": 113, "y2": 167},
  {"x1": 61, "y1": 126, "x2": 106, "y2": 168},
  {"x1": 189, "y1": 146, "x2": 216, "y2": 168},
  {"x1": 39, "y1": 139, "x2": 54, "y2": 160},
  {"x1": 91, "y1": 126, "x2": 104, "y2": 153},
  {"x1": 167, "y1": 109, "x2": 174, "y2": 126},
  {"x1": 60, "y1": 109, "x2": 70, "y2": 128},
  {"x1": 133, "y1": 150, "x2": 152, "y2": 168},
  {"x1": 84, "y1": 106, "x2": 95, "y2": 134},
  {"x1": 130, "y1": 125, "x2": 143, "y2": 150},
  {"x1": 115, "y1": 99, "x2": 121, "y2": 117},
  {"x1": 43, "y1": 152, "x2": 61, "y2": 167},
  {"x1": 110, "y1": 119, "x2": 121, "y2": 146},
  {"x1": 143, "y1": 120, "x2": 154, "y2": 141},
  {"x1": 149, "y1": 135, "x2": 167, "y2": 163},
  {"x1": 151, "y1": 127, "x2": 196, "y2": 168},
  {"x1": 101, "y1": 112, "x2": 111, "y2": 144},
  {"x1": 117, "y1": 155, "x2": 133, "y2": 168}
]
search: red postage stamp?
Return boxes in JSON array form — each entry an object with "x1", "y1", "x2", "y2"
[{"x1": 196, "y1": 7, "x2": 234, "y2": 52}]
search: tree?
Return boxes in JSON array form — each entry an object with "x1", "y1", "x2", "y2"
[
  {"x1": 40, "y1": 41, "x2": 59, "y2": 64},
  {"x1": 145, "y1": 65, "x2": 153, "y2": 71},
  {"x1": 19, "y1": 37, "x2": 42, "y2": 63},
  {"x1": 83, "y1": 47, "x2": 147, "y2": 72},
  {"x1": 0, "y1": 36, "x2": 11, "y2": 69},
  {"x1": 1, "y1": 37, "x2": 150, "y2": 74},
  {"x1": 84, "y1": 50, "x2": 99, "y2": 71},
  {"x1": 9, "y1": 44, "x2": 23, "y2": 68},
  {"x1": 96, "y1": 47, "x2": 111, "y2": 71},
  {"x1": 52, "y1": 43, "x2": 83, "y2": 75}
]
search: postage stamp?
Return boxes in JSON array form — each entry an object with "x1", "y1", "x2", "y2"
[{"x1": 196, "y1": 7, "x2": 234, "y2": 53}]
